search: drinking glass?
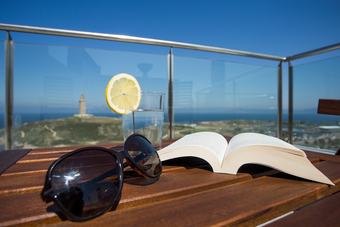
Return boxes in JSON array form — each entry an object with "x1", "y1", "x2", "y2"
[{"x1": 122, "y1": 92, "x2": 164, "y2": 147}]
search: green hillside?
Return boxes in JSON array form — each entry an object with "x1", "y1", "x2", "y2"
[{"x1": 11, "y1": 116, "x2": 123, "y2": 148}]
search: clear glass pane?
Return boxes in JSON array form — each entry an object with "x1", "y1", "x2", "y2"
[
  {"x1": 173, "y1": 51, "x2": 277, "y2": 139},
  {"x1": 293, "y1": 56, "x2": 340, "y2": 152},
  {"x1": 12, "y1": 42, "x2": 167, "y2": 149}
]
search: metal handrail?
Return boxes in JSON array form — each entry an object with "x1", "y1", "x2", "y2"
[
  {"x1": 286, "y1": 42, "x2": 340, "y2": 61},
  {"x1": 0, "y1": 23, "x2": 285, "y2": 61},
  {"x1": 1, "y1": 22, "x2": 340, "y2": 149}
]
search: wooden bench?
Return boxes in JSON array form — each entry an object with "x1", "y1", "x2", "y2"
[
  {"x1": 0, "y1": 143, "x2": 339, "y2": 226},
  {"x1": 317, "y1": 99, "x2": 340, "y2": 116},
  {"x1": 317, "y1": 99, "x2": 340, "y2": 155}
]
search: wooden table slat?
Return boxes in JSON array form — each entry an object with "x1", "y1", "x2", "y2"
[
  {"x1": 306, "y1": 151, "x2": 340, "y2": 163},
  {"x1": 0, "y1": 165, "x2": 197, "y2": 194},
  {"x1": 0, "y1": 168, "x2": 251, "y2": 226},
  {"x1": 52, "y1": 160, "x2": 340, "y2": 227},
  {"x1": 0, "y1": 142, "x2": 339, "y2": 227},
  {"x1": 267, "y1": 191, "x2": 340, "y2": 226}
]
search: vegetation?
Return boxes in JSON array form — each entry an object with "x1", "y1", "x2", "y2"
[
  {"x1": 10, "y1": 116, "x2": 123, "y2": 148},
  {"x1": 0, "y1": 117, "x2": 338, "y2": 152}
]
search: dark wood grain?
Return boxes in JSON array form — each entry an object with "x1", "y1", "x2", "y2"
[
  {"x1": 0, "y1": 142, "x2": 340, "y2": 226},
  {"x1": 306, "y1": 151, "x2": 340, "y2": 163},
  {"x1": 1, "y1": 144, "x2": 125, "y2": 174},
  {"x1": 0, "y1": 165, "x2": 194, "y2": 195},
  {"x1": 268, "y1": 191, "x2": 340, "y2": 227},
  {"x1": 0, "y1": 167, "x2": 251, "y2": 226},
  {"x1": 3, "y1": 161, "x2": 56, "y2": 174},
  {"x1": 52, "y1": 161, "x2": 340, "y2": 227},
  {"x1": 317, "y1": 99, "x2": 340, "y2": 115}
]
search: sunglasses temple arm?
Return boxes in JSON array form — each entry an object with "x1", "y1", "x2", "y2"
[
  {"x1": 42, "y1": 188, "x2": 55, "y2": 201},
  {"x1": 88, "y1": 168, "x2": 120, "y2": 184}
]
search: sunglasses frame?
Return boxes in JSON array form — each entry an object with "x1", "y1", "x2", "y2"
[{"x1": 41, "y1": 134, "x2": 162, "y2": 222}]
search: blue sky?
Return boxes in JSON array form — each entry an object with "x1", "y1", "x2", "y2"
[
  {"x1": 0, "y1": 0, "x2": 340, "y2": 116},
  {"x1": 1, "y1": 0, "x2": 340, "y2": 55}
]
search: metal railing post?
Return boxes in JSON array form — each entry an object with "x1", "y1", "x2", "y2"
[
  {"x1": 5, "y1": 32, "x2": 14, "y2": 150},
  {"x1": 288, "y1": 62, "x2": 293, "y2": 144},
  {"x1": 167, "y1": 48, "x2": 174, "y2": 140},
  {"x1": 277, "y1": 61, "x2": 283, "y2": 139}
]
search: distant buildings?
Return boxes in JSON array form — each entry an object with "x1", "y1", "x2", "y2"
[{"x1": 318, "y1": 125, "x2": 340, "y2": 132}]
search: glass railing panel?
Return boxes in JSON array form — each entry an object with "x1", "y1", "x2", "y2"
[
  {"x1": 11, "y1": 41, "x2": 168, "y2": 149},
  {"x1": 0, "y1": 34, "x2": 5, "y2": 151},
  {"x1": 293, "y1": 56, "x2": 340, "y2": 153},
  {"x1": 173, "y1": 51, "x2": 278, "y2": 139}
]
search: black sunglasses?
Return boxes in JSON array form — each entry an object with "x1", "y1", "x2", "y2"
[{"x1": 41, "y1": 134, "x2": 162, "y2": 222}]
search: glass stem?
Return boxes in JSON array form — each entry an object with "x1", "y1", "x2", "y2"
[{"x1": 132, "y1": 111, "x2": 136, "y2": 134}]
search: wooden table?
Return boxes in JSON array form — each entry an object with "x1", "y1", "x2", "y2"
[{"x1": 0, "y1": 143, "x2": 339, "y2": 226}]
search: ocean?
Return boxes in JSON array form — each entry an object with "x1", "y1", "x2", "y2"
[{"x1": 0, "y1": 112, "x2": 339, "y2": 129}]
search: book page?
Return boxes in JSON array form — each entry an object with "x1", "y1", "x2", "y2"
[
  {"x1": 221, "y1": 145, "x2": 333, "y2": 185},
  {"x1": 227, "y1": 133, "x2": 306, "y2": 157},
  {"x1": 158, "y1": 131, "x2": 228, "y2": 166}
]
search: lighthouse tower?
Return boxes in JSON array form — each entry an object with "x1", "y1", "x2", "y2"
[
  {"x1": 79, "y1": 94, "x2": 86, "y2": 115},
  {"x1": 75, "y1": 94, "x2": 92, "y2": 118}
]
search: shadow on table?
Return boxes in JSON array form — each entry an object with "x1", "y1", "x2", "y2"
[{"x1": 162, "y1": 157, "x2": 321, "y2": 184}]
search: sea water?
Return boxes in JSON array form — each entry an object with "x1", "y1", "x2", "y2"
[{"x1": 122, "y1": 110, "x2": 164, "y2": 147}]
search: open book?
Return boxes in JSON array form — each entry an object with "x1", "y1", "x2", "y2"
[{"x1": 158, "y1": 132, "x2": 334, "y2": 185}]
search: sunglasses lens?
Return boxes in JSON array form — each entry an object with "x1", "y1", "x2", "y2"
[
  {"x1": 49, "y1": 149, "x2": 122, "y2": 219},
  {"x1": 124, "y1": 135, "x2": 162, "y2": 178}
]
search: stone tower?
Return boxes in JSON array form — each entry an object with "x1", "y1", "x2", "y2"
[
  {"x1": 79, "y1": 94, "x2": 86, "y2": 115},
  {"x1": 75, "y1": 94, "x2": 92, "y2": 118}
]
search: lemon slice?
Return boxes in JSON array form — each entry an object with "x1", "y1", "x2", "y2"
[{"x1": 105, "y1": 73, "x2": 141, "y2": 114}]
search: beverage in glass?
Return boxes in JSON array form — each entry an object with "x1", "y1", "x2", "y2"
[{"x1": 122, "y1": 92, "x2": 164, "y2": 147}]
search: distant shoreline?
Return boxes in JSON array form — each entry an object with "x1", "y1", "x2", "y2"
[
  {"x1": 0, "y1": 114, "x2": 338, "y2": 153},
  {"x1": 0, "y1": 112, "x2": 339, "y2": 128}
]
